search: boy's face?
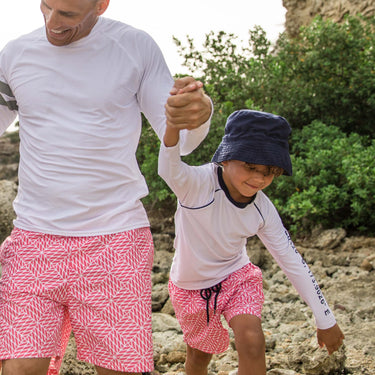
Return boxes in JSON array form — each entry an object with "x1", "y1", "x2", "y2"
[{"x1": 221, "y1": 161, "x2": 274, "y2": 203}]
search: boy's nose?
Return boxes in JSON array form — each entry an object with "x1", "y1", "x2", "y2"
[
  {"x1": 250, "y1": 173, "x2": 266, "y2": 187},
  {"x1": 253, "y1": 171, "x2": 266, "y2": 181}
]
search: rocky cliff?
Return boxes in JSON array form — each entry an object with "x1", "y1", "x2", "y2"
[{"x1": 283, "y1": 0, "x2": 375, "y2": 36}]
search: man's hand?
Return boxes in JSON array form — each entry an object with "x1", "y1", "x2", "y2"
[
  {"x1": 165, "y1": 76, "x2": 212, "y2": 130},
  {"x1": 317, "y1": 323, "x2": 345, "y2": 355}
]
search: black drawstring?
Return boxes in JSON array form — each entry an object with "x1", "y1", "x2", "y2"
[
  {"x1": 211, "y1": 284, "x2": 221, "y2": 313},
  {"x1": 200, "y1": 288, "x2": 212, "y2": 324},
  {"x1": 200, "y1": 282, "x2": 222, "y2": 325}
]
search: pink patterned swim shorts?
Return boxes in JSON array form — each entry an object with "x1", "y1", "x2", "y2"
[
  {"x1": 0, "y1": 227, "x2": 154, "y2": 373},
  {"x1": 169, "y1": 262, "x2": 264, "y2": 354}
]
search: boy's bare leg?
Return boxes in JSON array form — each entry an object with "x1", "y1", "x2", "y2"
[
  {"x1": 185, "y1": 345, "x2": 213, "y2": 375},
  {"x1": 1, "y1": 358, "x2": 51, "y2": 375},
  {"x1": 95, "y1": 367, "x2": 143, "y2": 375},
  {"x1": 96, "y1": 367, "x2": 142, "y2": 375},
  {"x1": 230, "y1": 314, "x2": 266, "y2": 375}
]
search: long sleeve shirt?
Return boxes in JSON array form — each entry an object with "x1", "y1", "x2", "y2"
[
  {"x1": 158, "y1": 141, "x2": 337, "y2": 329},
  {"x1": 0, "y1": 17, "x2": 209, "y2": 236}
]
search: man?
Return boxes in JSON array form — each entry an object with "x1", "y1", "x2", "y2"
[{"x1": 0, "y1": 0, "x2": 212, "y2": 374}]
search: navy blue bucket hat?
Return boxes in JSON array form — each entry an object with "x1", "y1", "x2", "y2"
[{"x1": 212, "y1": 110, "x2": 293, "y2": 176}]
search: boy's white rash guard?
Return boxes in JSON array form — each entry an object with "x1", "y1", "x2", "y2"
[
  {"x1": 0, "y1": 17, "x2": 209, "y2": 236},
  {"x1": 158, "y1": 142, "x2": 337, "y2": 329}
]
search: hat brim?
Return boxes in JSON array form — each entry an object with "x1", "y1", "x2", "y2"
[{"x1": 212, "y1": 141, "x2": 292, "y2": 176}]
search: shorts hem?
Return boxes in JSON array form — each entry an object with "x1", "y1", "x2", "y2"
[
  {"x1": 184, "y1": 338, "x2": 229, "y2": 355},
  {"x1": 77, "y1": 354, "x2": 155, "y2": 373}
]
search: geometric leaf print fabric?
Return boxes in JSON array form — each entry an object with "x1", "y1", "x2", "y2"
[
  {"x1": 0, "y1": 227, "x2": 154, "y2": 373},
  {"x1": 168, "y1": 262, "x2": 264, "y2": 354}
]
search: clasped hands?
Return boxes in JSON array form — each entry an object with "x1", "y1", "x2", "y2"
[{"x1": 165, "y1": 76, "x2": 212, "y2": 131}]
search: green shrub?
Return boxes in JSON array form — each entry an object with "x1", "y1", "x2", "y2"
[
  {"x1": 136, "y1": 119, "x2": 173, "y2": 207},
  {"x1": 174, "y1": 14, "x2": 375, "y2": 137},
  {"x1": 272, "y1": 15, "x2": 375, "y2": 136},
  {"x1": 266, "y1": 121, "x2": 375, "y2": 234},
  {"x1": 137, "y1": 14, "x2": 375, "y2": 235}
]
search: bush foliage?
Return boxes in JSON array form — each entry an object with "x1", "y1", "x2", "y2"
[
  {"x1": 266, "y1": 122, "x2": 375, "y2": 233},
  {"x1": 137, "y1": 14, "x2": 375, "y2": 235},
  {"x1": 174, "y1": 14, "x2": 375, "y2": 137}
]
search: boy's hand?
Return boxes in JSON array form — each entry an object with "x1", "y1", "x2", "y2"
[
  {"x1": 317, "y1": 323, "x2": 345, "y2": 355},
  {"x1": 169, "y1": 76, "x2": 204, "y2": 95},
  {"x1": 165, "y1": 76, "x2": 211, "y2": 130}
]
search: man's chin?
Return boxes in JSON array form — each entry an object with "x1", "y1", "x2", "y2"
[
  {"x1": 46, "y1": 30, "x2": 71, "y2": 46},
  {"x1": 47, "y1": 36, "x2": 71, "y2": 46}
]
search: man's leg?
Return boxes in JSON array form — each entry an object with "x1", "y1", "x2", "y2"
[
  {"x1": 1, "y1": 358, "x2": 51, "y2": 375},
  {"x1": 0, "y1": 229, "x2": 71, "y2": 375},
  {"x1": 69, "y1": 228, "x2": 155, "y2": 373}
]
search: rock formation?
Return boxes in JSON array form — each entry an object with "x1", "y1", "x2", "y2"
[{"x1": 283, "y1": 0, "x2": 375, "y2": 36}]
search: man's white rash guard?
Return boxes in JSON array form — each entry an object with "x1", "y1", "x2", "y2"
[
  {"x1": 158, "y1": 141, "x2": 337, "y2": 330},
  {"x1": 0, "y1": 17, "x2": 209, "y2": 236}
]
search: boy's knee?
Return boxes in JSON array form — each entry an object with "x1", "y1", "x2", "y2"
[
  {"x1": 235, "y1": 328, "x2": 266, "y2": 359},
  {"x1": 186, "y1": 345, "x2": 213, "y2": 368}
]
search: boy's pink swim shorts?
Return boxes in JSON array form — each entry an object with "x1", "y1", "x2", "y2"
[{"x1": 169, "y1": 262, "x2": 264, "y2": 354}]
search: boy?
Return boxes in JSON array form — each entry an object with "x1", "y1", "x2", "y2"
[{"x1": 158, "y1": 109, "x2": 344, "y2": 375}]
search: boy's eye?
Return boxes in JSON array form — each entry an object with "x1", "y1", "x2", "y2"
[
  {"x1": 244, "y1": 163, "x2": 272, "y2": 176},
  {"x1": 244, "y1": 164, "x2": 256, "y2": 171}
]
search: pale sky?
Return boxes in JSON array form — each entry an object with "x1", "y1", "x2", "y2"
[{"x1": 1, "y1": 0, "x2": 286, "y2": 74}]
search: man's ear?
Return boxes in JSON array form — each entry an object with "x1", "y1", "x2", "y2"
[{"x1": 96, "y1": 0, "x2": 110, "y2": 16}]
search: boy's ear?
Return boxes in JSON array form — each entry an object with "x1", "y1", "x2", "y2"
[{"x1": 221, "y1": 160, "x2": 228, "y2": 166}]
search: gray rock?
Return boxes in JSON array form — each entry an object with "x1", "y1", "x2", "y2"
[
  {"x1": 315, "y1": 228, "x2": 347, "y2": 249},
  {"x1": 0, "y1": 180, "x2": 17, "y2": 243},
  {"x1": 267, "y1": 370, "x2": 299, "y2": 375},
  {"x1": 152, "y1": 283, "x2": 170, "y2": 312},
  {"x1": 152, "y1": 313, "x2": 181, "y2": 333}
]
